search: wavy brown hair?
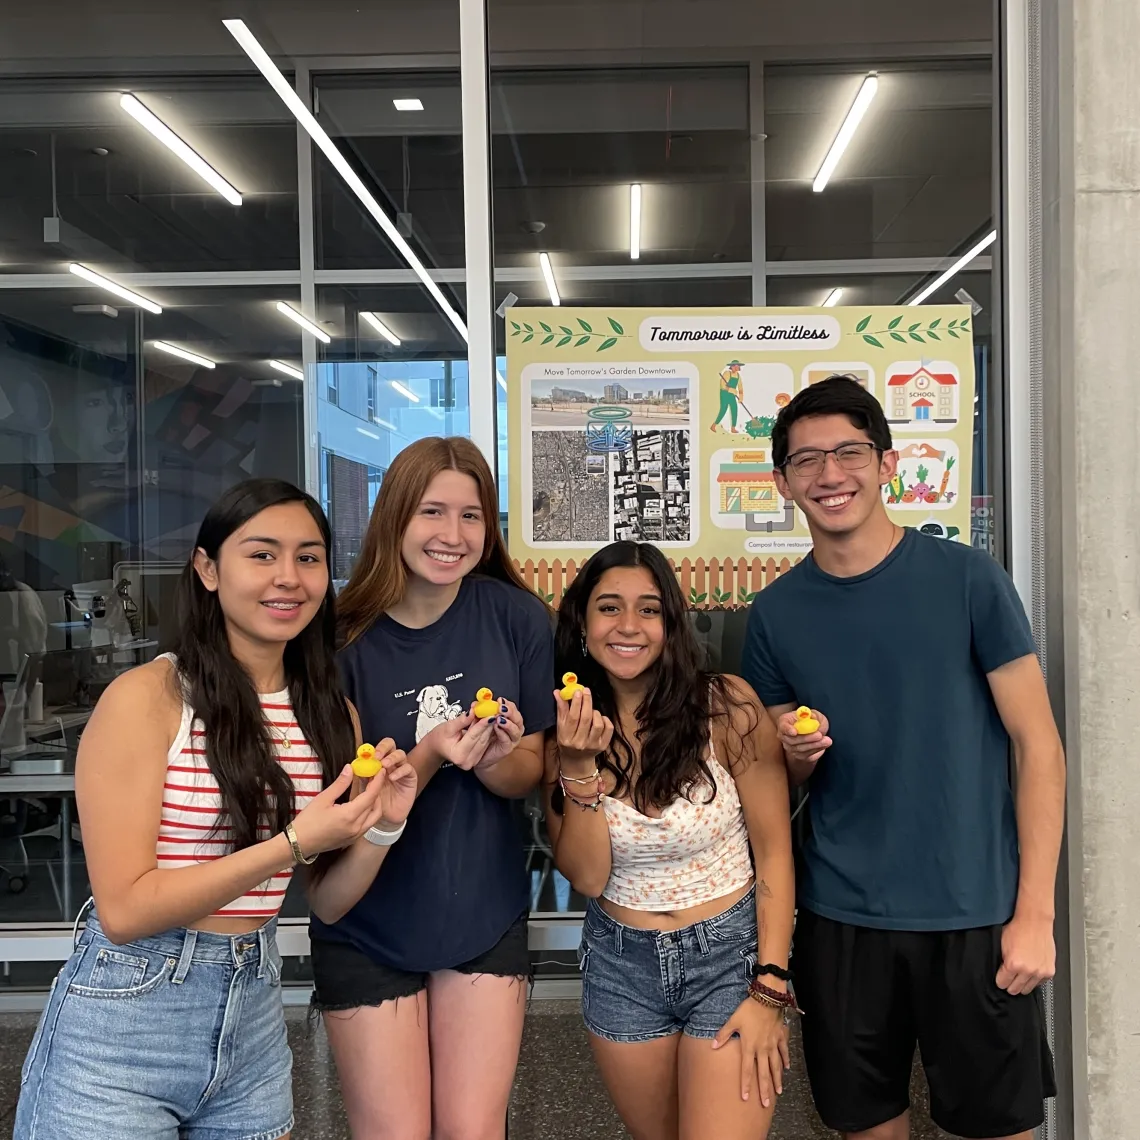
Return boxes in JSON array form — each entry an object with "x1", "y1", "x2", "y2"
[{"x1": 337, "y1": 436, "x2": 532, "y2": 645}]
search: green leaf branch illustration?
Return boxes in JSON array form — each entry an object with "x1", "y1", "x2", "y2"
[
  {"x1": 509, "y1": 315, "x2": 632, "y2": 352},
  {"x1": 853, "y1": 314, "x2": 971, "y2": 349}
]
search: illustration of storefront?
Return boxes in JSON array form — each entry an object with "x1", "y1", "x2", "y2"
[
  {"x1": 886, "y1": 365, "x2": 959, "y2": 425},
  {"x1": 717, "y1": 450, "x2": 780, "y2": 515}
]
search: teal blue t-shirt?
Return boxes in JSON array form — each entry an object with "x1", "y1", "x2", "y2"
[{"x1": 742, "y1": 529, "x2": 1036, "y2": 931}]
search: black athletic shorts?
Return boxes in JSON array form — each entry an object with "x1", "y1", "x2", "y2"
[
  {"x1": 309, "y1": 910, "x2": 531, "y2": 1011},
  {"x1": 793, "y1": 909, "x2": 1056, "y2": 1139}
]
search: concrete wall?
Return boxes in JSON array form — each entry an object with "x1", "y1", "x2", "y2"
[{"x1": 1041, "y1": 0, "x2": 1140, "y2": 1133}]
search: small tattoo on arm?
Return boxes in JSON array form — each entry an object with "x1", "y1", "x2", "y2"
[{"x1": 758, "y1": 879, "x2": 774, "y2": 899}]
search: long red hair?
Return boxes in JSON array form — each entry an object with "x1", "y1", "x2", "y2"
[{"x1": 337, "y1": 436, "x2": 532, "y2": 646}]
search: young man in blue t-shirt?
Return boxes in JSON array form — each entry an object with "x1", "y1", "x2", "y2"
[{"x1": 741, "y1": 376, "x2": 1065, "y2": 1140}]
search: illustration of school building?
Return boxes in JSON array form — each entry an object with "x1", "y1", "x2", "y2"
[{"x1": 886, "y1": 365, "x2": 959, "y2": 425}]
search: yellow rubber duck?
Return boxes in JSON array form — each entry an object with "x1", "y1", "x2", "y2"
[
  {"x1": 351, "y1": 743, "x2": 382, "y2": 779},
  {"x1": 559, "y1": 672, "x2": 586, "y2": 701},
  {"x1": 793, "y1": 707, "x2": 821, "y2": 735},
  {"x1": 473, "y1": 687, "x2": 501, "y2": 719}
]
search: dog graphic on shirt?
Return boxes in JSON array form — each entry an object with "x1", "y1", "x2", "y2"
[{"x1": 415, "y1": 684, "x2": 464, "y2": 743}]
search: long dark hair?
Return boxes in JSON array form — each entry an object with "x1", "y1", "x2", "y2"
[
  {"x1": 171, "y1": 478, "x2": 354, "y2": 851},
  {"x1": 553, "y1": 541, "x2": 755, "y2": 814}
]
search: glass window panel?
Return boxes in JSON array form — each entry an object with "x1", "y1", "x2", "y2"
[
  {"x1": 0, "y1": 78, "x2": 299, "y2": 273},
  {"x1": 764, "y1": 63, "x2": 993, "y2": 262}
]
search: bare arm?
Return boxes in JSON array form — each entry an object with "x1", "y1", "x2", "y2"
[
  {"x1": 80, "y1": 662, "x2": 392, "y2": 945},
  {"x1": 542, "y1": 732, "x2": 613, "y2": 899},
  {"x1": 723, "y1": 679, "x2": 796, "y2": 983},
  {"x1": 307, "y1": 705, "x2": 416, "y2": 925},
  {"x1": 989, "y1": 654, "x2": 1066, "y2": 992}
]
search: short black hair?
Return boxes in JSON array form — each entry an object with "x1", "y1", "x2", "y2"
[{"x1": 771, "y1": 375, "x2": 893, "y2": 468}]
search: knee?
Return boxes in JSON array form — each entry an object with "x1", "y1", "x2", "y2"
[{"x1": 432, "y1": 1114, "x2": 508, "y2": 1140}]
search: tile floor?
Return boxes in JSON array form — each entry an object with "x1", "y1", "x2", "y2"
[{"x1": 0, "y1": 1002, "x2": 953, "y2": 1139}]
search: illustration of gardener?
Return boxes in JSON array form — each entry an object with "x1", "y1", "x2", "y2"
[{"x1": 712, "y1": 360, "x2": 744, "y2": 432}]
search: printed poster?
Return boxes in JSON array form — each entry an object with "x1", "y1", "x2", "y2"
[{"x1": 505, "y1": 306, "x2": 976, "y2": 606}]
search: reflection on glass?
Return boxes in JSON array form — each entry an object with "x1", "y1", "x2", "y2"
[
  {"x1": 317, "y1": 359, "x2": 471, "y2": 582},
  {"x1": 0, "y1": 288, "x2": 304, "y2": 926}
]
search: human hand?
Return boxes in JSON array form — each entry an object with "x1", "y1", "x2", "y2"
[
  {"x1": 372, "y1": 743, "x2": 417, "y2": 825},
  {"x1": 712, "y1": 996, "x2": 789, "y2": 1107},
  {"x1": 997, "y1": 912, "x2": 1056, "y2": 995},
  {"x1": 775, "y1": 708, "x2": 831, "y2": 771},
  {"x1": 474, "y1": 698, "x2": 525, "y2": 771},
  {"x1": 425, "y1": 712, "x2": 496, "y2": 772},
  {"x1": 289, "y1": 764, "x2": 391, "y2": 857},
  {"x1": 555, "y1": 688, "x2": 613, "y2": 771}
]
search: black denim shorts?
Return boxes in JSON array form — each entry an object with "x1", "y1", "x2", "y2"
[{"x1": 310, "y1": 911, "x2": 531, "y2": 1011}]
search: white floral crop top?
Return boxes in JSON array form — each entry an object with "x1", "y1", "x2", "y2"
[{"x1": 601, "y1": 744, "x2": 754, "y2": 911}]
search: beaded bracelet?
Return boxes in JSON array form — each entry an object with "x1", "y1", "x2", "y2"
[{"x1": 559, "y1": 773, "x2": 605, "y2": 811}]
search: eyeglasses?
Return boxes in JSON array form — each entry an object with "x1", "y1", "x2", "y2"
[{"x1": 783, "y1": 442, "x2": 879, "y2": 478}]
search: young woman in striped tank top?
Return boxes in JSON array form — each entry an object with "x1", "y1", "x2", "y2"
[
  {"x1": 16, "y1": 479, "x2": 416, "y2": 1140},
  {"x1": 543, "y1": 542, "x2": 796, "y2": 1140}
]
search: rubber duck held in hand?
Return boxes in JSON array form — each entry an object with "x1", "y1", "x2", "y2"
[
  {"x1": 352, "y1": 743, "x2": 383, "y2": 779},
  {"x1": 793, "y1": 706, "x2": 821, "y2": 735},
  {"x1": 473, "y1": 688, "x2": 501, "y2": 719},
  {"x1": 559, "y1": 672, "x2": 586, "y2": 701}
]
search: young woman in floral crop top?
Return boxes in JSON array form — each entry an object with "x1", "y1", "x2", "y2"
[{"x1": 543, "y1": 541, "x2": 795, "y2": 1140}]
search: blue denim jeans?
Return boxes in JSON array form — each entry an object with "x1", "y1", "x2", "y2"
[
  {"x1": 579, "y1": 887, "x2": 758, "y2": 1043},
  {"x1": 15, "y1": 911, "x2": 292, "y2": 1140}
]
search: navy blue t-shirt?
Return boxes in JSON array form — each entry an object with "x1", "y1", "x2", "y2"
[
  {"x1": 742, "y1": 530, "x2": 1036, "y2": 931},
  {"x1": 311, "y1": 575, "x2": 555, "y2": 971}
]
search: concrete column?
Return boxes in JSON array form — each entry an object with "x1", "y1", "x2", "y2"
[{"x1": 1041, "y1": 0, "x2": 1140, "y2": 1134}]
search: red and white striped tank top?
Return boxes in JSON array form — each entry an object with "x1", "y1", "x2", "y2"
[{"x1": 156, "y1": 658, "x2": 324, "y2": 919}]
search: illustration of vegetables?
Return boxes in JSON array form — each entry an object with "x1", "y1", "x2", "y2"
[
  {"x1": 938, "y1": 456, "x2": 956, "y2": 500},
  {"x1": 911, "y1": 464, "x2": 932, "y2": 500},
  {"x1": 887, "y1": 473, "x2": 905, "y2": 504}
]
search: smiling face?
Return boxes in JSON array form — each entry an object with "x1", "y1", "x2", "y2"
[
  {"x1": 584, "y1": 565, "x2": 666, "y2": 685},
  {"x1": 193, "y1": 501, "x2": 329, "y2": 648},
  {"x1": 774, "y1": 413, "x2": 897, "y2": 538},
  {"x1": 400, "y1": 469, "x2": 487, "y2": 588}
]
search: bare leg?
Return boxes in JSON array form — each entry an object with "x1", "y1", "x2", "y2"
[
  {"x1": 677, "y1": 1033, "x2": 774, "y2": 1140},
  {"x1": 846, "y1": 1111, "x2": 909, "y2": 1140},
  {"x1": 322, "y1": 993, "x2": 431, "y2": 1140},
  {"x1": 428, "y1": 971, "x2": 527, "y2": 1140},
  {"x1": 588, "y1": 1032, "x2": 681, "y2": 1140}
]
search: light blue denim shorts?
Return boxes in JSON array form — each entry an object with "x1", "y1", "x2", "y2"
[
  {"x1": 15, "y1": 910, "x2": 292, "y2": 1140},
  {"x1": 579, "y1": 887, "x2": 758, "y2": 1043}
]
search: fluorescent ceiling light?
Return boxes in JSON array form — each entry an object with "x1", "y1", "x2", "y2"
[
  {"x1": 269, "y1": 359, "x2": 304, "y2": 380},
  {"x1": 360, "y1": 312, "x2": 401, "y2": 346},
  {"x1": 373, "y1": 416, "x2": 397, "y2": 432},
  {"x1": 120, "y1": 93, "x2": 242, "y2": 206},
  {"x1": 822, "y1": 288, "x2": 844, "y2": 308},
  {"x1": 153, "y1": 341, "x2": 216, "y2": 368},
  {"x1": 390, "y1": 380, "x2": 420, "y2": 403},
  {"x1": 68, "y1": 263, "x2": 162, "y2": 314},
  {"x1": 393, "y1": 98, "x2": 424, "y2": 112},
  {"x1": 813, "y1": 74, "x2": 879, "y2": 193},
  {"x1": 539, "y1": 252, "x2": 561, "y2": 306},
  {"x1": 630, "y1": 184, "x2": 642, "y2": 261},
  {"x1": 357, "y1": 427, "x2": 380, "y2": 440},
  {"x1": 908, "y1": 230, "x2": 997, "y2": 306},
  {"x1": 224, "y1": 19, "x2": 467, "y2": 342},
  {"x1": 496, "y1": 370, "x2": 508, "y2": 393},
  {"x1": 276, "y1": 301, "x2": 331, "y2": 343}
]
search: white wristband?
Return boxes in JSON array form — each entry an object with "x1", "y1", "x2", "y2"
[{"x1": 364, "y1": 820, "x2": 407, "y2": 846}]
